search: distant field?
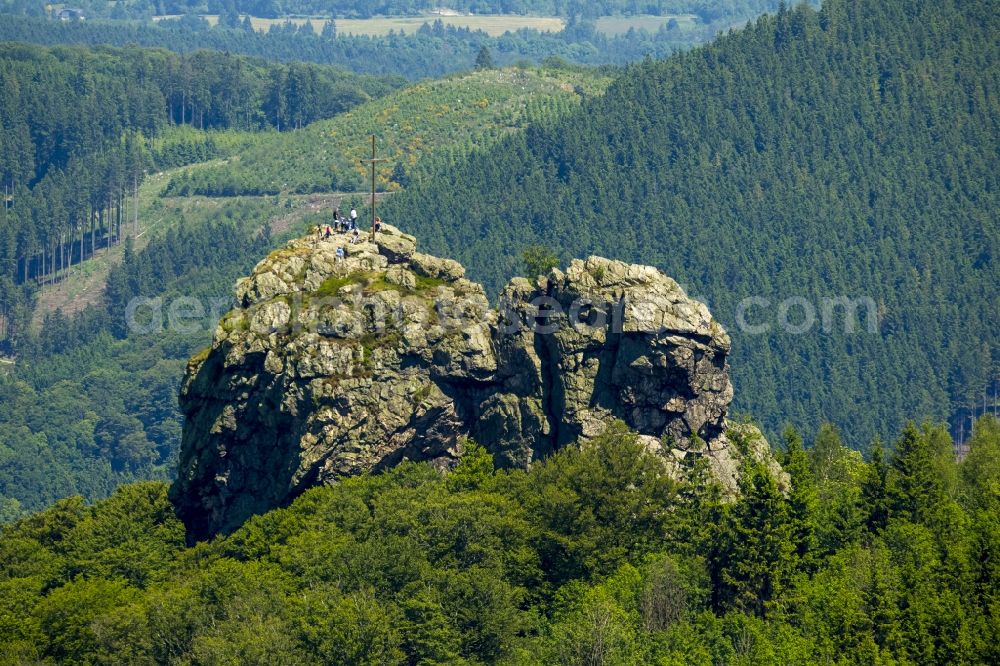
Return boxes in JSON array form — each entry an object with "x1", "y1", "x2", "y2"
[
  {"x1": 593, "y1": 14, "x2": 699, "y2": 35},
  {"x1": 153, "y1": 13, "x2": 701, "y2": 37},
  {"x1": 155, "y1": 14, "x2": 565, "y2": 37}
]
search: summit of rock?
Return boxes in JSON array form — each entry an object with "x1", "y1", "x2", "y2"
[{"x1": 170, "y1": 225, "x2": 782, "y2": 539}]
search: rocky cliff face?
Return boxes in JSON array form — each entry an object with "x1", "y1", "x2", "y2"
[{"x1": 170, "y1": 225, "x2": 781, "y2": 539}]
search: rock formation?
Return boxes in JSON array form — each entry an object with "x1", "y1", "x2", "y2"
[{"x1": 170, "y1": 225, "x2": 782, "y2": 539}]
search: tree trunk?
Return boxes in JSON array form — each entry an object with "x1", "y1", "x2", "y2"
[{"x1": 134, "y1": 176, "x2": 139, "y2": 237}]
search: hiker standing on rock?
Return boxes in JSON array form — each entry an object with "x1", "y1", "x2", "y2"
[{"x1": 350, "y1": 208, "x2": 358, "y2": 230}]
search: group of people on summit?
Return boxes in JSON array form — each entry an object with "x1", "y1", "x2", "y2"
[
  {"x1": 316, "y1": 208, "x2": 382, "y2": 245},
  {"x1": 315, "y1": 206, "x2": 384, "y2": 261}
]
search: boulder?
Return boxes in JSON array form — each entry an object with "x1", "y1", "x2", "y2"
[{"x1": 409, "y1": 252, "x2": 466, "y2": 281}]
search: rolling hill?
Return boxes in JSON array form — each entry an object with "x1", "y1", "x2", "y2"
[{"x1": 162, "y1": 65, "x2": 611, "y2": 197}]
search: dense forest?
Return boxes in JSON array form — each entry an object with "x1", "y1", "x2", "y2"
[
  {"x1": 2, "y1": 416, "x2": 999, "y2": 663},
  {"x1": 380, "y1": 0, "x2": 1000, "y2": 449},
  {"x1": 0, "y1": 43, "x2": 398, "y2": 353}
]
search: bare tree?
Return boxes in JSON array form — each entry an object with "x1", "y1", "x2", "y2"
[{"x1": 641, "y1": 557, "x2": 688, "y2": 632}]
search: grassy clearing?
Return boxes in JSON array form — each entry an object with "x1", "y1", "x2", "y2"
[
  {"x1": 593, "y1": 14, "x2": 699, "y2": 36},
  {"x1": 32, "y1": 64, "x2": 608, "y2": 327}
]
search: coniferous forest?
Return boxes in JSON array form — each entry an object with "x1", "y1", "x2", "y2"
[
  {"x1": 381, "y1": 0, "x2": 1000, "y2": 449},
  {"x1": 0, "y1": 201, "x2": 280, "y2": 515}
]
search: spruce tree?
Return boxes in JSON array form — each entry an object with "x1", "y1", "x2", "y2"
[
  {"x1": 889, "y1": 423, "x2": 946, "y2": 525},
  {"x1": 861, "y1": 436, "x2": 891, "y2": 533},
  {"x1": 711, "y1": 464, "x2": 795, "y2": 617},
  {"x1": 475, "y1": 46, "x2": 495, "y2": 70},
  {"x1": 782, "y1": 425, "x2": 818, "y2": 569}
]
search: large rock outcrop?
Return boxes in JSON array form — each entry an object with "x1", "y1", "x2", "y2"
[{"x1": 170, "y1": 225, "x2": 780, "y2": 539}]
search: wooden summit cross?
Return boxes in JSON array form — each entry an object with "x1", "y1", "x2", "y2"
[{"x1": 360, "y1": 135, "x2": 387, "y2": 243}]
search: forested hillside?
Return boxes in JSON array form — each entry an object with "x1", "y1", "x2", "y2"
[
  {"x1": 0, "y1": 43, "x2": 398, "y2": 353},
  {"x1": 164, "y1": 64, "x2": 611, "y2": 196},
  {"x1": 381, "y1": 0, "x2": 1000, "y2": 448},
  {"x1": 3, "y1": 416, "x2": 999, "y2": 663},
  {"x1": 1, "y1": 1, "x2": 998, "y2": 659},
  {"x1": 0, "y1": 194, "x2": 313, "y2": 519}
]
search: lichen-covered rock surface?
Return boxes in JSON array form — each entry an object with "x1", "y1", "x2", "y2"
[{"x1": 170, "y1": 225, "x2": 783, "y2": 539}]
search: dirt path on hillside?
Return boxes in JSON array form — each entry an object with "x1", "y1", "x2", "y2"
[{"x1": 31, "y1": 188, "x2": 393, "y2": 328}]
